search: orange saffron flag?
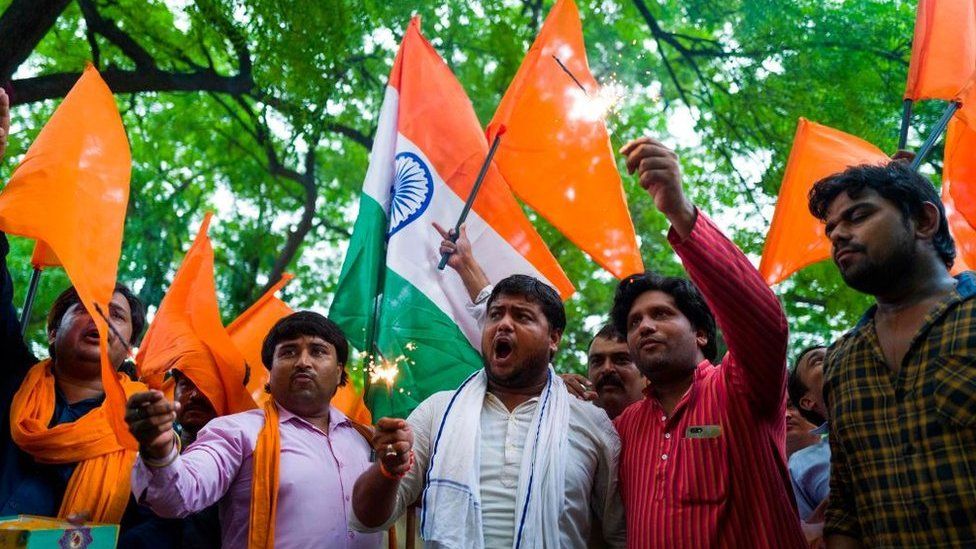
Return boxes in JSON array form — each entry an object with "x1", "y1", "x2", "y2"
[
  {"x1": 226, "y1": 274, "x2": 294, "y2": 404},
  {"x1": 137, "y1": 213, "x2": 255, "y2": 417},
  {"x1": 943, "y1": 117, "x2": 976, "y2": 271},
  {"x1": 942, "y1": 181, "x2": 976, "y2": 273},
  {"x1": 759, "y1": 119, "x2": 889, "y2": 285},
  {"x1": 952, "y1": 71, "x2": 976, "y2": 132},
  {"x1": 29, "y1": 240, "x2": 60, "y2": 269},
  {"x1": 0, "y1": 65, "x2": 135, "y2": 448},
  {"x1": 904, "y1": 0, "x2": 976, "y2": 101},
  {"x1": 487, "y1": 0, "x2": 643, "y2": 279},
  {"x1": 226, "y1": 275, "x2": 372, "y2": 424}
]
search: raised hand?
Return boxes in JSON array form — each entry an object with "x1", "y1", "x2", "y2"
[
  {"x1": 433, "y1": 222, "x2": 473, "y2": 272},
  {"x1": 620, "y1": 137, "x2": 697, "y2": 238},
  {"x1": 432, "y1": 221, "x2": 490, "y2": 302},
  {"x1": 372, "y1": 417, "x2": 414, "y2": 477},
  {"x1": 125, "y1": 390, "x2": 180, "y2": 460}
]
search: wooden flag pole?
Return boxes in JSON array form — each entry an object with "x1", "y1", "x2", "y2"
[
  {"x1": 437, "y1": 125, "x2": 507, "y2": 270},
  {"x1": 898, "y1": 99, "x2": 913, "y2": 151},
  {"x1": 19, "y1": 267, "x2": 42, "y2": 336},
  {"x1": 911, "y1": 101, "x2": 959, "y2": 171}
]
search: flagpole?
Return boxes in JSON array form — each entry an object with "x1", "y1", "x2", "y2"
[
  {"x1": 19, "y1": 267, "x2": 42, "y2": 336},
  {"x1": 911, "y1": 101, "x2": 959, "y2": 171},
  {"x1": 437, "y1": 125, "x2": 507, "y2": 270},
  {"x1": 898, "y1": 99, "x2": 913, "y2": 150}
]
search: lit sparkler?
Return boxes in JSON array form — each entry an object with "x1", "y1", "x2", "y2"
[
  {"x1": 566, "y1": 73, "x2": 629, "y2": 124},
  {"x1": 366, "y1": 342, "x2": 418, "y2": 393}
]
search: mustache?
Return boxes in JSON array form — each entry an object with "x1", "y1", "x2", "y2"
[{"x1": 595, "y1": 371, "x2": 625, "y2": 391}]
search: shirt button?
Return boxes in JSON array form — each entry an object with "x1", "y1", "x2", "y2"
[
  {"x1": 660, "y1": 415, "x2": 666, "y2": 422},
  {"x1": 664, "y1": 433, "x2": 671, "y2": 439},
  {"x1": 661, "y1": 454, "x2": 668, "y2": 460}
]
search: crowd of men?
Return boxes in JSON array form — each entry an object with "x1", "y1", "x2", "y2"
[{"x1": 0, "y1": 86, "x2": 974, "y2": 548}]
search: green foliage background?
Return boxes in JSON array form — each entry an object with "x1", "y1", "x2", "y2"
[{"x1": 0, "y1": 0, "x2": 946, "y2": 377}]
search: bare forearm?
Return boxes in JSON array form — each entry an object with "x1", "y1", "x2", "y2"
[
  {"x1": 663, "y1": 199, "x2": 698, "y2": 241},
  {"x1": 456, "y1": 257, "x2": 490, "y2": 302},
  {"x1": 352, "y1": 464, "x2": 402, "y2": 529}
]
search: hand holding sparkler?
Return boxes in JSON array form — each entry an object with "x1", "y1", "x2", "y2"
[
  {"x1": 372, "y1": 417, "x2": 414, "y2": 479},
  {"x1": 620, "y1": 136, "x2": 697, "y2": 240}
]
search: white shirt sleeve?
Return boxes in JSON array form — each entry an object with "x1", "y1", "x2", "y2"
[
  {"x1": 349, "y1": 393, "x2": 447, "y2": 532},
  {"x1": 465, "y1": 284, "x2": 493, "y2": 328}
]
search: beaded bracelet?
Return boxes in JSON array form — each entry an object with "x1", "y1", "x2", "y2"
[{"x1": 378, "y1": 450, "x2": 414, "y2": 480}]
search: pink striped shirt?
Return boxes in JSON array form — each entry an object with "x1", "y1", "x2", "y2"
[{"x1": 614, "y1": 212, "x2": 806, "y2": 548}]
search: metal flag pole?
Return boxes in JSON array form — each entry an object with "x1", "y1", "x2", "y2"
[
  {"x1": 19, "y1": 267, "x2": 41, "y2": 336},
  {"x1": 898, "y1": 99, "x2": 913, "y2": 151},
  {"x1": 437, "y1": 125, "x2": 507, "y2": 270},
  {"x1": 910, "y1": 101, "x2": 959, "y2": 171}
]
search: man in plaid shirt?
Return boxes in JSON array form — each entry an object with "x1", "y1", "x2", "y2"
[{"x1": 808, "y1": 161, "x2": 976, "y2": 547}]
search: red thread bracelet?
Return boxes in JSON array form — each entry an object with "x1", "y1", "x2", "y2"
[{"x1": 379, "y1": 450, "x2": 414, "y2": 480}]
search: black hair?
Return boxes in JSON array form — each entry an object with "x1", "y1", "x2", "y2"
[
  {"x1": 260, "y1": 311, "x2": 349, "y2": 385},
  {"x1": 487, "y1": 274, "x2": 566, "y2": 333},
  {"x1": 47, "y1": 283, "x2": 146, "y2": 358},
  {"x1": 610, "y1": 272, "x2": 718, "y2": 362},
  {"x1": 787, "y1": 345, "x2": 827, "y2": 425},
  {"x1": 588, "y1": 322, "x2": 626, "y2": 351},
  {"x1": 808, "y1": 161, "x2": 955, "y2": 268}
]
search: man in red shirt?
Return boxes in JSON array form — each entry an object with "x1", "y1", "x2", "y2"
[{"x1": 611, "y1": 136, "x2": 806, "y2": 548}]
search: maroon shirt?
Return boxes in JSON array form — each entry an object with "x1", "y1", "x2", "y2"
[{"x1": 614, "y1": 212, "x2": 805, "y2": 548}]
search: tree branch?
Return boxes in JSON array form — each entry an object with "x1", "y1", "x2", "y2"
[
  {"x1": 77, "y1": 0, "x2": 155, "y2": 70},
  {"x1": 9, "y1": 67, "x2": 253, "y2": 105},
  {"x1": 0, "y1": 0, "x2": 73, "y2": 81}
]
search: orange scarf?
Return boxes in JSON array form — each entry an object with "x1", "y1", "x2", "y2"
[
  {"x1": 248, "y1": 398, "x2": 280, "y2": 549},
  {"x1": 9, "y1": 360, "x2": 145, "y2": 523}
]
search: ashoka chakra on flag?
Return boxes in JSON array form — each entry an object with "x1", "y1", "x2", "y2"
[{"x1": 389, "y1": 151, "x2": 434, "y2": 236}]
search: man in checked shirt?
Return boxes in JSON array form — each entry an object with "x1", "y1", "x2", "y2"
[
  {"x1": 808, "y1": 161, "x2": 976, "y2": 548},
  {"x1": 610, "y1": 137, "x2": 806, "y2": 548}
]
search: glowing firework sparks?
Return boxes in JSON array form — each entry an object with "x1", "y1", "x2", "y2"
[
  {"x1": 566, "y1": 75, "x2": 629, "y2": 123},
  {"x1": 366, "y1": 343, "x2": 418, "y2": 392}
]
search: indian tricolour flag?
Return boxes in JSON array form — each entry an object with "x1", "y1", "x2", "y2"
[{"x1": 330, "y1": 18, "x2": 573, "y2": 419}]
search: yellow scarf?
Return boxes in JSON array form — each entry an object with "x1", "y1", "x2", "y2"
[
  {"x1": 9, "y1": 360, "x2": 145, "y2": 523},
  {"x1": 248, "y1": 398, "x2": 280, "y2": 549}
]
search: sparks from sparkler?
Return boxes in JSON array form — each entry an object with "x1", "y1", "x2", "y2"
[
  {"x1": 366, "y1": 343, "x2": 418, "y2": 393},
  {"x1": 565, "y1": 72, "x2": 630, "y2": 124}
]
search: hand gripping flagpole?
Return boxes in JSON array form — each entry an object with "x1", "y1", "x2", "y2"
[
  {"x1": 19, "y1": 267, "x2": 42, "y2": 336},
  {"x1": 437, "y1": 124, "x2": 507, "y2": 270},
  {"x1": 910, "y1": 101, "x2": 960, "y2": 171}
]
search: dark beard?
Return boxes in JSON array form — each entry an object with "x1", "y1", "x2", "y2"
[
  {"x1": 483, "y1": 348, "x2": 550, "y2": 389},
  {"x1": 840, "y1": 235, "x2": 917, "y2": 296}
]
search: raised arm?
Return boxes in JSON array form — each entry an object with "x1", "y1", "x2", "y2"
[
  {"x1": 127, "y1": 391, "x2": 241, "y2": 517},
  {"x1": 433, "y1": 222, "x2": 490, "y2": 302},
  {"x1": 620, "y1": 137, "x2": 788, "y2": 415}
]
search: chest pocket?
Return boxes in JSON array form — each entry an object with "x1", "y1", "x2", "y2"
[
  {"x1": 677, "y1": 432, "x2": 729, "y2": 504},
  {"x1": 930, "y1": 355, "x2": 976, "y2": 429}
]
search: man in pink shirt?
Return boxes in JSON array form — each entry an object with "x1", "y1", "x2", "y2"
[
  {"x1": 611, "y1": 137, "x2": 806, "y2": 548},
  {"x1": 125, "y1": 311, "x2": 381, "y2": 549}
]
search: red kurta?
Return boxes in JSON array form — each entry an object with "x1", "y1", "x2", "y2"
[{"x1": 614, "y1": 212, "x2": 806, "y2": 548}]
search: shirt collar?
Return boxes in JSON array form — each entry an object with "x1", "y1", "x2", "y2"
[
  {"x1": 811, "y1": 421, "x2": 829, "y2": 436},
  {"x1": 276, "y1": 403, "x2": 351, "y2": 434},
  {"x1": 853, "y1": 271, "x2": 976, "y2": 331}
]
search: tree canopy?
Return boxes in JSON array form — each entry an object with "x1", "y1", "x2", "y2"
[{"x1": 0, "y1": 0, "x2": 945, "y2": 374}]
